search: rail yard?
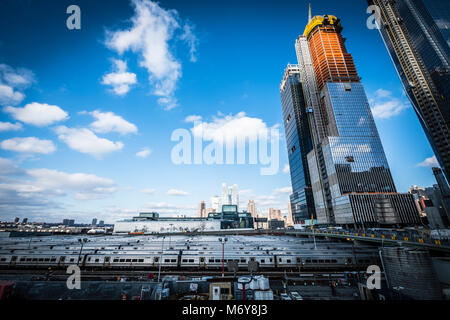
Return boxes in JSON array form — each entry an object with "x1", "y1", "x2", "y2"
[{"x1": 1, "y1": 234, "x2": 448, "y2": 300}]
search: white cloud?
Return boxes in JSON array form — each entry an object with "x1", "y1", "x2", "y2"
[
  {"x1": 4, "y1": 102, "x2": 68, "y2": 126},
  {"x1": 257, "y1": 199, "x2": 280, "y2": 207},
  {"x1": 55, "y1": 126, "x2": 123, "y2": 158},
  {"x1": 274, "y1": 187, "x2": 292, "y2": 194},
  {"x1": 179, "y1": 23, "x2": 199, "y2": 62},
  {"x1": 0, "y1": 157, "x2": 24, "y2": 175},
  {"x1": 105, "y1": 0, "x2": 197, "y2": 110},
  {"x1": 101, "y1": 59, "x2": 137, "y2": 96},
  {"x1": 255, "y1": 195, "x2": 276, "y2": 201},
  {"x1": 74, "y1": 189, "x2": 118, "y2": 200},
  {"x1": 184, "y1": 115, "x2": 202, "y2": 123},
  {"x1": 417, "y1": 155, "x2": 439, "y2": 168},
  {"x1": 166, "y1": 188, "x2": 189, "y2": 196},
  {"x1": 239, "y1": 189, "x2": 254, "y2": 196},
  {"x1": 142, "y1": 202, "x2": 195, "y2": 214},
  {"x1": 0, "y1": 167, "x2": 117, "y2": 211},
  {"x1": 373, "y1": 88, "x2": 391, "y2": 98},
  {"x1": 0, "y1": 64, "x2": 34, "y2": 106},
  {"x1": 191, "y1": 112, "x2": 271, "y2": 144},
  {"x1": 0, "y1": 84, "x2": 24, "y2": 106},
  {"x1": 0, "y1": 137, "x2": 56, "y2": 154},
  {"x1": 28, "y1": 168, "x2": 115, "y2": 194},
  {"x1": 141, "y1": 188, "x2": 156, "y2": 195},
  {"x1": 283, "y1": 164, "x2": 290, "y2": 174},
  {"x1": 370, "y1": 89, "x2": 410, "y2": 119},
  {"x1": 0, "y1": 121, "x2": 22, "y2": 131},
  {"x1": 88, "y1": 110, "x2": 138, "y2": 135},
  {"x1": 136, "y1": 147, "x2": 152, "y2": 158},
  {"x1": 0, "y1": 64, "x2": 35, "y2": 87}
]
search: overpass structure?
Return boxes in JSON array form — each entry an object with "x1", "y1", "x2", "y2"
[{"x1": 286, "y1": 229, "x2": 450, "y2": 253}]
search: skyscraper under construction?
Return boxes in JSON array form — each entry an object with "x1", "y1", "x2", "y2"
[{"x1": 283, "y1": 12, "x2": 420, "y2": 227}]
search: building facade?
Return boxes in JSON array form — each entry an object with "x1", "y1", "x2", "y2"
[
  {"x1": 114, "y1": 207, "x2": 254, "y2": 234},
  {"x1": 368, "y1": 0, "x2": 450, "y2": 183},
  {"x1": 247, "y1": 200, "x2": 258, "y2": 218},
  {"x1": 433, "y1": 167, "x2": 450, "y2": 224},
  {"x1": 114, "y1": 213, "x2": 221, "y2": 234},
  {"x1": 280, "y1": 65, "x2": 316, "y2": 225},
  {"x1": 268, "y1": 208, "x2": 282, "y2": 221},
  {"x1": 409, "y1": 184, "x2": 449, "y2": 228},
  {"x1": 291, "y1": 13, "x2": 420, "y2": 227},
  {"x1": 221, "y1": 183, "x2": 239, "y2": 210},
  {"x1": 210, "y1": 196, "x2": 221, "y2": 212},
  {"x1": 198, "y1": 201, "x2": 206, "y2": 218}
]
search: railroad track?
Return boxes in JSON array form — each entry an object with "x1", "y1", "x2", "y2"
[{"x1": 0, "y1": 268, "x2": 362, "y2": 281}]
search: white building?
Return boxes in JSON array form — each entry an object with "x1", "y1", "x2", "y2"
[
  {"x1": 247, "y1": 200, "x2": 258, "y2": 218},
  {"x1": 198, "y1": 201, "x2": 206, "y2": 218},
  {"x1": 210, "y1": 196, "x2": 221, "y2": 212},
  {"x1": 114, "y1": 214, "x2": 221, "y2": 234},
  {"x1": 221, "y1": 183, "x2": 239, "y2": 211}
]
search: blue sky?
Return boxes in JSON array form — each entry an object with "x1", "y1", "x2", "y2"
[{"x1": 0, "y1": 0, "x2": 439, "y2": 223}]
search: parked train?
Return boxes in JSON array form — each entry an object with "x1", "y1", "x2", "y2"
[
  {"x1": 0, "y1": 248, "x2": 379, "y2": 271},
  {"x1": 0, "y1": 235, "x2": 380, "y2": 271}
]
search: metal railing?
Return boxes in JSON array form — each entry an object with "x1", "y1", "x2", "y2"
[{"x1": 286, "y1": 229, "x2": 450, "y2": 251}]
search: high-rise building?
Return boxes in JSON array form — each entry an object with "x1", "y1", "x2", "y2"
[
  {"x1": 92, "y1": 218, "x2": 97, "y2": 226},
  {"x1": 247, "y1": 200, "x2": 258, "y2": 218},
  {"x1": 198, "y1": 201, "x2": 206, "y2": 218},
  {"x1": 14, "y1": 217, "x2": 19, "y2": 223},
  {"x1": 98, "y1": 220, "x2": 105, "y2": 227},
  {"x1": 231, "y1": 184, "x2": 239, "y2": 208},
  {"x1": 291, "y1": 12, "x2": 420, "y2": 227},
  {"x1": 267, "y1": 208, "x2": 285, "y2": 229},
  {"x1": 62, "y1": 219, "x2": 74, "y2": 226},
  {"x1": 210, "y1": 195, "x2": 221, "y2": 212},
  {"x1": 221, "y1": 183, "x2": 239, "y2": 210},
  {"x1": 269, "y1": 208, "x2": 282, "y2": 221},
  {"x1": 205, "y1": 208, "x2": 216, "y2": 216},
  {"x1": 280, "y1": 65, "x2": 316, "y2": 225},
  {"x1": 409, "y1": 184, "x2": 448, "y2": 228},
  {"x1": 287, "y1": 201, "x2": 294, "y2": 227},
  {"x1": 368, "y1": 0, "x2": 450, "y2": 183},
  {"x1": 22, "y1": 218, "x2": 28, "y2": 224},
  {"x1": 433, "y1": 167, "x2": 450, "y2": 224}
]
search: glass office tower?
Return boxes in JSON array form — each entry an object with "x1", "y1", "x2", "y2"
[
  {"x1": 280, "y1": 65, "x2": 316, "y2": 225},
  {"x1": 369, "y1": 0, "x2": 450, "y2": 184},
  {"x1": 292, "y1": 14, "x2": 420, "y2": 227}
]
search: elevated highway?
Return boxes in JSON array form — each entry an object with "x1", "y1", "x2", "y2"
[{"x1": 286, "y1": 229, "x2": 450, "y2": 253}]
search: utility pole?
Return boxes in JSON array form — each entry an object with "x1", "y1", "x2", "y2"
[
  {"x1": 77, "y1": 238, "x2": 87, "y2": 266},
  {"x1": 378, "y1": 249, "x2": 389, "y2": 289},
  {"x1": 157, "y1": 236, "x2": 165, "y2": 283},
  {"x1": 219, "y1": 237, "x2": 228, "y2": 278},
  {"x1": 311, "y1": 215, "x2": 317, "y2": 250},
  {"x1": 169, "y1": 224, "x2": 173, "y2": 248}
]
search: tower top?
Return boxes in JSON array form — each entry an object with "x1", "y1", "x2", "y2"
[
  {"x1": 308, "y1": 3, "x2": 312, "y2": 22},
  {"x1": 303, "y1": 14, "x2": 341, "y2": 37}
]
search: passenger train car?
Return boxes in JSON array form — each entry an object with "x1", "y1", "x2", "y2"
[{"x1": 0, "y1": 235, "x2": 380, "y2": 271}]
